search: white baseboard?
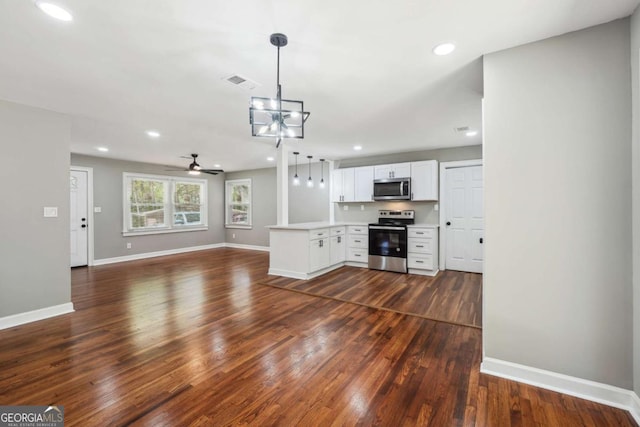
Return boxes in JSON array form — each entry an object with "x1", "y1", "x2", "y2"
[
  {"x1": 268, "y1": 268, "x2": 308, "y2": 280},
  {"x1": 225, "y1": 243, "x2": 270, "y2": 252},
  {"x1": 268, "y1": 264, "x2": 343, "y2": 280},
  {"x1": 481, "y1": 357, "x2": 640, "y2": 424},
  {"x1": 93, "y1": 243, "x2": 226, "y2": 265},
  {"x1": 0, "y1": 303, "x2": 75, "y2": 330},
  {"x1": 630, "y1": 392, "x2": 640, "y2": 425}
]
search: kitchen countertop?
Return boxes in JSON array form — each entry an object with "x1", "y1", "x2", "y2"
[
  {"x1": 266, "y1": 221, "x2": 368, "y2": 231},
  {"x1": 267, "y1": 222, "x2": 438, "y2": 230}
]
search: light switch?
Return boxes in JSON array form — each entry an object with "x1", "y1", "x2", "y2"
[
  {"x1": 343, "y1": 205, "x2": 349, "y2": 211},
  {"x1": 434, "y1": 204, "x2": 439, "y2": 211},
  {"x1": 94, "y1": 207, "x2": 102, "y2": 213},
  {"x1": 43, "y1": 207, "x2": 58, "y2": 217}
]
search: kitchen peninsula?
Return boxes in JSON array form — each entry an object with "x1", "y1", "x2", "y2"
[{"x1": 267, "y1": 221, "x2": 439, "y2": 280}]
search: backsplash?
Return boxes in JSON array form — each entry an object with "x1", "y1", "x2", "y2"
[{"x1": 333, "y1": 200, "x2": 439, "y2": 224}]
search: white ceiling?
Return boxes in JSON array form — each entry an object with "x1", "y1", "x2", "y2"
[{"x1": 0, "y1": 0, "x2": 638, "y2": 172}]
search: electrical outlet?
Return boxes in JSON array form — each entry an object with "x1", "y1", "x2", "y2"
[
  {"x1": 126, "y1": 242, "x2": 131, "y2": 249},
  {"x1": 360, "y1": 204, "x2": 364, "y2": 211},
  {"x1": 343, "y1": 205, "x2": 349, "y2": 211},
  {"x1": 43, "y1": 207, "x2": 58, "y2": 217},
  {"x1": 232, "y1": 233, "x2": 236, "y2": 239},
  {"x1": 434, "y1": 204, "x2": 439, "y2": 211},
  {"x1": 94, "y1": 207, "x2": 102, "y2": 213}
]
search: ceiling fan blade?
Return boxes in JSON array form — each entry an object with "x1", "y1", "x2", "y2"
[
  {"x1": 200, "y1": 169, "x2": 224, "y2": 173},
  {"x1": 200, "y1": 170, "x2": 219, "y2": 175}
]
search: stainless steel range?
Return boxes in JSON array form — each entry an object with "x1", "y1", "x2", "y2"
[{"x1": 368, "y1": 210, "x2": 415, "y2": 273}]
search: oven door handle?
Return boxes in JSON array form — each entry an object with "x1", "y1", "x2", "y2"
[{"x1": 369, "y1": 225, "x2": 406, "y2": 231}]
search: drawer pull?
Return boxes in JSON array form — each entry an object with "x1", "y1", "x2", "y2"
[
  {"x1": 416, "y1": 232, "x2": 424, "y2": 235},
  {"x1": 416, "y1": 245, "x2": 424, "y2": 248},
  {"x1": 354, "y1": 240, "x2": 361, "y2": 243},
  {"x1": 354, "y1": 254, "x2": 361, "y2": 257},
  {"x1": 416, "y1": 260, "x2": 424, "y2": 263}
]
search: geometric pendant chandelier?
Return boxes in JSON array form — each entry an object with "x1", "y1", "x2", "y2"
[{"x1": 249, "y1": 33, "x2": 310, "y2": 148}]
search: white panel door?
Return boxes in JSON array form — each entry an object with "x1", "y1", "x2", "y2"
[
  {"x1": 444, "y1": 165, "x2": 483, "y2": 273},
  {"x1": 70, "y1": 169, "x2": 88, "y2": 267}
]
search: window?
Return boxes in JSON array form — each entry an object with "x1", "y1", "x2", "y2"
[
  {"x1": 123, "y1": 173, "x2": 207, "y2": 235},
  {"x1": 225, "y1": 179, "x2": 251, "y2": 228}
]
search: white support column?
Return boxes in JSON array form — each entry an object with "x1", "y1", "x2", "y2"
[
  {"x1": 328, "y1": 160, "x2": 335, "y2": 224},
  {"x1": 276, "y1": 144, "x2": 289, "y2": 225}
]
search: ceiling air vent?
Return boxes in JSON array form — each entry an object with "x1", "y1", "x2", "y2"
[
  {"x1": 454, "y1": 126, "x2": 470, "y2": 133},
  {"x1": 224, "y1": 74, "x2": 260, "y2": 91}
]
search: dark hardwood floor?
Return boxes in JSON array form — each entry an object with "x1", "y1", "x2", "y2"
[
  {"x1": 0, "y1": 248, "x2": 635, "y2": 426},
  {"x1": 261, "y1": 266, "x2": 482, "y2": 328}
]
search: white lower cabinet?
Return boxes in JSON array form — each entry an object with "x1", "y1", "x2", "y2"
[
  {"x1": 407, "y1": 226, "x2": 439, "y2": 276},
  {"x1": 347, "y1": 226, "x2": 368, "y2": 264},
  {"x1": 309, "y1": 237, "x2": 331, "y2": 272},
  {"x1": 330, "y1": 226, "x2": 346, "y2": 265}
]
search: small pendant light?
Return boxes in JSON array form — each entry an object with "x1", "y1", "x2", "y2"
[
  {"x1": 293, "y1": 152, "x2": 300, "y2": 186},
  {"x1": 319, "y1": 159, "x2": 326, "y2": 188},
  {"x1": 307, "y1": 155, "x2": 314, "y2": 188}
]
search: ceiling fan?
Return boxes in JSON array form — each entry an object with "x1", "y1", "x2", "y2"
[{"x1": 167, "y1": 154, "x2": 224, "y2": 175}]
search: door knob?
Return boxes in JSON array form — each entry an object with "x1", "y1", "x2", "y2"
[
  {"x1": 446, "y1": 221, "x2": 451, "y2": 226},
  {"x1": 81, "y1": 224, "x2": 87, "y2": 228},
  {"x1": 81, "y1": 218, "x2": 86, "y2": 221},
  {"x1": 479, "y1": 237, "x2": 483, "y2": 244}
]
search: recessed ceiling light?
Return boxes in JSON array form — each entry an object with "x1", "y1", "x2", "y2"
[
  {"x1": 466, "y1": 130, "x2": 478, "y2": 137},
  {"x1": 267, "y1": 157, "x2": 274, "y2": 161},
  {"x1": 146, "y1": 130, "x2": 161, "y2": 138},
  {"x1": 433, "y1": 42, "x2": 456, "y2": 56},
  {"x1": 353, "y1": 145, "x2": 362, "y2": 151},
  {"x1": 35, "y1": 1, "x2": 73, "y2": 21},
  {"x1": 213, "y1": 164, "x2": 221, "y2": 168},
  {"x1": 97, "y1": 147, "x2": 109, "y2": 152}
]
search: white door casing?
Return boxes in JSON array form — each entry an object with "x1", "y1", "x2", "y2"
[{"x1": 439, "y1": 160, "x2": 484, "y2": 273}]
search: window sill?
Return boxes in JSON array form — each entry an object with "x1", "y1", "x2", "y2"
[
  {"x1": 225, "y1": 225, "x2": 252, "y2": 230},
  {"x1": 122, "y1": 226, "x2": 208, "y2": 237}
]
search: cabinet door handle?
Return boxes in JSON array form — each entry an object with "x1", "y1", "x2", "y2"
[
  {"x1": 479, "y1": 237, "x2": 483, "y2": 244},
  {"x1": 446, "y1": 221, "x2": 451, "y2": 226},
  {"x1": 337, "y1": 236, "x2": 341, "y2": 243}
]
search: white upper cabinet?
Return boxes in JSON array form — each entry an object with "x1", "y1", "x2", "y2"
[
  {"x1": 354, "y1": 166, "x2": 374, "y2": 202},
  {"x1": 332, "y1": 167, "x2": 372, "y2": 202},
  {"x1": 410, "y1": 160, "x2": 438, "y2": 201},
  {"x1": 374, "y1": 162, "x2": 411, "y2": 180},
  {"x1": 332, "y1": 168, "x2": 355, "y2": 202}
]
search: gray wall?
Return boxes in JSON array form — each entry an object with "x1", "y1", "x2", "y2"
[
  {"x1": 224, "y1": 164, "x2": 331, "y2": 247},
  {"x1": 631, "y1": 5, "x2": 640, "y2": 397},
  {"x1": 335, "y1": 145, "x2": 482, "y2": 224},
  {"x1": 224, "y1": 167, "x2": 276, "y2": 248},
  {"x1": 0, "y1": 100, "x2": 71, "y2": 317},
  {"x1": 484, "y1": 19, "x2": 632, "y2": 388},
  {"x1": 288, "y1": 162, "x2": 331, "y2": 224},
  {"x1": 71, "y1": 154, "x2": 225, "y2": 260}
]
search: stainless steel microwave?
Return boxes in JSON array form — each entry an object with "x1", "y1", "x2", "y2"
[{"x1": 373, "y1": 178, "x2": 411, "y2": 201}]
